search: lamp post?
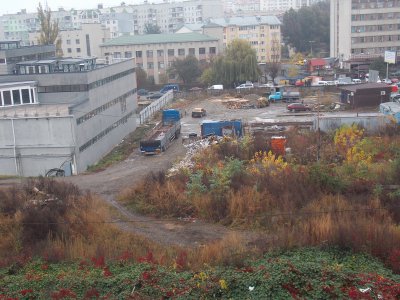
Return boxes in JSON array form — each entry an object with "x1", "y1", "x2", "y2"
[{"x1": 309, "y1": 40, "x2": 315, "y2": 57}]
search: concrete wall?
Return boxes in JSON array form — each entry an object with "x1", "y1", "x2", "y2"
[
  {"x1": 315, "y1": 114, "x2": 391, "y2": 133},
  {"x1": 73, "y1": 59, "x2": 137, "y2": 172},
  {"x1": 0, "y1": 116, "x2": 76, "y2": 177}
]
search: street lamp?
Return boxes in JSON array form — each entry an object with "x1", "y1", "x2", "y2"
[{"x1": 309, "y1": 41, "x2": 315, "y2": 57}]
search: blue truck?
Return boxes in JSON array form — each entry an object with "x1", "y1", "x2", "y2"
[
  {"x1": 140, "y1": 109, "x2": 181, "y2": 154},
  {"x1": 160, "y1": 84, "x2": 180, "y2": 94},
  {"x1": 201, "y1": 120, "x2": 243, "y2": 138},
  {"x1": 268, "y1": 91, "x2": 300, "y2": 102}
]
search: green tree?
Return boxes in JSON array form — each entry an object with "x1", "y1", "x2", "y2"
[
  {"x1": 369, "y1": 57, "x2": 386, "y2": 78},
  {"x1": 210, "y1": 39, "x2": 261, "y2": 88},
  {"x1": 282, "y1": 1, "x2": 330, "y2": 55},
  {"x1": 200, "y1": 68, "x2": 214, "y2": 86},
  {"x1": 144, "y1": 23, "x2": 161, "y2": 34},
  {"x1": 168, "y1": 56, "x2": 201, "y2": 85},
  {"x1": 37, "y1": 3, "x2": 63, "y2": 57}
]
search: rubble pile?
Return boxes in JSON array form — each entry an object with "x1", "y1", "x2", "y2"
[
  {"x1": 220, "y1": 94, "x2": 269, "y2": 109},
  {"x1": 168, "y1": 136, "x2": 222, "y2": 176}
]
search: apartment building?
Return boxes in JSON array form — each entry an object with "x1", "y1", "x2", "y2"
[
  {"x1": 330, "y1": 0, "x2": 400, "y2": 63},
  {"x1": 29, "y1": 23, "x2": 111, "y2": 59},
  {"x1": 100, "y1": 32, "x2": 219, "y2": 84},
  {"x1": 0, "y1": 57, "x2": 137, "y2": 176},
  {"x1": 100, "y1": 0, "x2": 223, "y2": 34},
  {"x1": 259, "y1": 0, "x2": 323, "y2": 13},
  {"x1": 204, "y1": 16, "x2": 281, "y2": 63}
]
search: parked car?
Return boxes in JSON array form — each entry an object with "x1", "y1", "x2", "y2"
[
  {"x1": 287, "y1": 102, "x2": 312, "y2": 112},
  {"x1": 352, "y1": 79, "x2": 362, "y2": 84},
  {"x1": 236, "y1": 83, "x2": 254, "y2": 90},
  {"x1": 138, "y1": 89, "x2": 149, "y2": 96},
  {"x1": 390, "y1": 70, "x2": 400, "y2": 77},
  {"x1": 383, "y1": 78, "x2": 392, "y2": 84},
  {"x1": 258, "y1": 82, "x2": 274, "y2": 88},
  {"x1": 147, "y1": 92, "x2": 164, "y2": 100},
  {"x1": 191, "y1": 107, "x2": 206, "y2": 118}
]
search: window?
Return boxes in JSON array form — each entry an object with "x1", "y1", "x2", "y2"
[
  {"x1": 157, "y1": 49, "x2": 164, "y2": 57},
  {"x1": 178, "y1": 48, "x2": 185, "y2": 56},
  {"x1": 3, "y1": 91, "x2": 11, "y2": 105},
  {"x1": 76, "y1": 39, "x2": 80, "y2": 44},
  {"x1": 67, "y1": 48, "x2": 72, "y2": 53},
  {"x1": 21, "y1": 89, "x2": 30, "y2": 104},
  {"x1": 199, "y1": 48, "x2": 205, "y2": 54},
  {"x1": 168, "y1": 49, "x2": 174, "y2": 56},
  {"x1": 209, "y1": 47, "x2": 216, "y2": 54},
  {"x1": 146, "y1": 50, "x2": 153, "y2": 58},
  {"x1": 13, "y1": 90, "x2": 21, "y2": 104},
  {"x1": 0, "y1": 58, "x2": 6, "y2": 64},
  {"x1": 147, "y1": 62, "x2": 154, "y2": 69},
  {"x1": 136, "y1": 51, "x2": 142, "y2": 58},
  {"x1": 125, "y1": 51, "x2": 132, "y2": 58},
  {"x1": 66, "y1": 39, "x2": 71, "y2": 45},
  {"x1": 77, "y1": 48, "x2": 81, "y2": 53},
  {"x1": 158, "y1": 61, "x2": 164, "y2": 69},
  {"x1": 189, "y1": 48, "x2": 195, "y2": 55}
]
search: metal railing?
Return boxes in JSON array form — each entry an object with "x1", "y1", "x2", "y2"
[{"x1": 138, "y1": 90, "x2": 174, "y2": 124}]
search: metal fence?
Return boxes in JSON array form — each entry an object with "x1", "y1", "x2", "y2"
[{"x1": 138, "y1": 90, "x2": 174, "y2": 124}]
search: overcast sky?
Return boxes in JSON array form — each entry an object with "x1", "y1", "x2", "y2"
[{"x1": 1, "y1": 0, "x2": 167, "y2": 14}]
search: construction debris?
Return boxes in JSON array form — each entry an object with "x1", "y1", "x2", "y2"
[
  {"x1": 168, "y1": 136, "x2": 222, "y2": 176},
  {"x1": 219, "y1": 94, "x2": 269, "y2": 109}
]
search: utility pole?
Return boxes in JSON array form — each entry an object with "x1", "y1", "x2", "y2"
[{"x1": 309, "y1": 41, "x2": 315, "y2": 57}]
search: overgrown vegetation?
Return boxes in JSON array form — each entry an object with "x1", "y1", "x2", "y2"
[
  {"x1": 120, "y1": 124, "x2": 400, "y2": 272},
  {"x1": 1, "y1": 248, "x2": 399, "y2": 298}
]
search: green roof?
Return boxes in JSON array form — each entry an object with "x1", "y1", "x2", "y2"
[{"x1": 101, "y1": 33, "x2": 218, "y2": 47}]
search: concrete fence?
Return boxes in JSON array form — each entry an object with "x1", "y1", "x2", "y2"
[{"x1": 139, "y1": 90, "x2": 174, "y2": 124}]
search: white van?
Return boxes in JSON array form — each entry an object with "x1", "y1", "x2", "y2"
[
  {"x1": 208, "y1": 84, "x2": 223, "y2": 90},
  {"x1": 314, "y1": 81, "x2": 328, "y2": 86},
  {"x1": 352, "y1": 79, "x2": 362, "y2": 84}
]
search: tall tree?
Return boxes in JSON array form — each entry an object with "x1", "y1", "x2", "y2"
[
  {"x1": 37, "y1": 3, "x2": 63, "y2": 57},
  {"x1": 264, "y1": 35, "x2": 281, "y2": 84},
  {"x1": 369, "y1": 57, "x2": 386, "y2": 78},
  {"x1": 168, "y1": 56, "x2": 201, "y2": 85},
  {"x1": 144, "y1": 23, "x2": 161, "y2": 34},
  {"x1": 210, "y1": 39, "x2": 261, "y2": 87},
  {"x1": 282, "y1": 1, "x2": 330, "y2": 55}
]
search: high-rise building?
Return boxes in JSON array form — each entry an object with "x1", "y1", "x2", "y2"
[
  {"x1": 330, "y1": 0, "x2": 400, "y2": 65},
  {"x1": 259, "y1": 0, "x2": 324, "y2": 13}
]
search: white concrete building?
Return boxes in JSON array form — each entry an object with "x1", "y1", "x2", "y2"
[
  {"x1": 330, "y1": 0, "x2": 400, "y2": 62},
  {"x1": 29, "y1": 23, "x2": 111, "y2": 59}
]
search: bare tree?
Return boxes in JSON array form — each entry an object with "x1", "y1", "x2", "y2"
[{"x1": 265, "y1": 35, "x2": 281, "y2": 84}]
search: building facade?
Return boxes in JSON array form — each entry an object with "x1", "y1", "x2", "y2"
[
  {"x1": 29, "y1": 23, "x2": 111, "y2": 59},
  {"x1": 330, "y1": 0, "x2": 400, "y2": 63},
  {"x1": 0, "y1": 58, "x2": 137, "y2": 176},
  {"x1": 259, "y1": 0, "x2": 323, "y2": 13},
  {"x1": 100, "y1": 32, "x2": 219, "y2": 84},
  {"x1": 0, "y1": 41, "x2": 55, "y2": 75},
  {"x1": 180, "y1": 16, "x2": 281, "y2": 63}
]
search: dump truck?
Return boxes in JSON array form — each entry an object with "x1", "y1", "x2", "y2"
[
  {"x1": 140, "y1": 109, "x2": 181, "y2": 154},
  {"x1": 268, "y1": 91, "x2": 300, "y2": 102},
  {"x1": 201, "y1": 120, "x2": 243, "y2": 138}
]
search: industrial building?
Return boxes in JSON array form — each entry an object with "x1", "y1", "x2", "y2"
[
  {"x1": 100, "y1": 32, "x2": 218, "y2": 84},
  {"x1": 0, "y1": 57, "x2": 137, "y2": 176}
]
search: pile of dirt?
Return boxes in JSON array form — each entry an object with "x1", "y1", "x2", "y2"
[{"x1": 219, "y1": 94, "x2": 269, "y2": 109}]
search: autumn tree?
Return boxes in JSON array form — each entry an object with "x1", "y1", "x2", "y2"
[
  {"x1": 210, "y1": 39, "x2": 261, "y2": 88},
  {"x1": 144, "y1": 23, "x2": 161, "y2": 34},
  {"x1": 369, "y1": 57, "x2": 386, "y2": 78},
  {"x1": 168, "y1": 56, "x2": 202, "y2": 85},
  {"x1": 264, "y1": 35, "x2": 281, "y2": 84},
  {"x1": 37, "y1": 3, "x2": 63, "y2": 57}
]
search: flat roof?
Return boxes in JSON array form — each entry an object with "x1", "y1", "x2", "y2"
[
  {"x1": 339, "y1": 83, "x2": 393, "y2": 92},
  {"x1": 0, "y1": 81, "x2": 36, "y2": 88},
  {"x1": 101, "y1": 32, "x2": 218, "y2": 47}
]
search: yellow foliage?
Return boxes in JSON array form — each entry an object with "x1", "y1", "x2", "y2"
[
  {"x1": 334, "y1": 124, "x2": 364, "y2": 155},
  {"x1": 248, "y1": 151, "x2": 288, "y2": 175},
  {"x1": 219, "y1": 279, "x2": 228, "y2": 290}
]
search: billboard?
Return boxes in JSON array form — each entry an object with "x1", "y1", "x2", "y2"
[{"x1": 384, "y1": 51, "x2": 396, "y2": 64}]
